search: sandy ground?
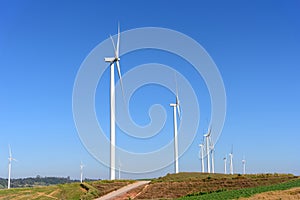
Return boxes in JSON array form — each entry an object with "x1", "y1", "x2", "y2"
[{"x1": 95, "y1": 181, "x2": 150, "y2": 200}]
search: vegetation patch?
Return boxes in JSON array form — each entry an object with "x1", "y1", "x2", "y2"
[
  {"x1": 0, "y1": 180, "x2": 133, "y2": 200},
  {"x1": 179, "y1": 178, "x2": 300, "y2": 200}
]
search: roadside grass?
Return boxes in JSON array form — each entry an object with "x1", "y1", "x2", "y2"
[
  {"x1": 0, "y1": 183, "x2": 83, "y2": 200},
  {"x1": 179, "y1": 177, "x2": 300, "y2": 200}
]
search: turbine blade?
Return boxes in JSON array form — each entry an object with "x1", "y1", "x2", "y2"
[
  {"x1": 116, "y1": 23, "x2": 120, "y2": 58},
  {"x1": 116, "y1": 61, "x2": 125, "y2": 101},
  {"x1": 177, "y1": 104, "x2": 181, "y2": 119},
  {"x1": 174, "y1": 72, "x2": 182, "y2": 119},
  {"x1": 175, "y1": 73, "x2": 179, "y2": 100},
  {"x1": 8, "y1": 145, "x2": 11, "y2": 158},
  {"x1": 110, "y1": 35, "x2": 117, "y2": 56},
  {"x1": 207, "y1": 126, "x2": 212, "y2": 137}
]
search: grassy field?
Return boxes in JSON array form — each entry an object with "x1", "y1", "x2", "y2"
[
  {"x1": 179, "y1": 178, "x2": 300, "y2": 200},
  {"x1": 0, "y1": 180, "x2": 133, "y2": 200}
]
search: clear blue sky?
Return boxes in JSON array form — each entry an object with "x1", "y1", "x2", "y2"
[{"x1": 0, "y1": 0, "x2": 299, "y2": 180}]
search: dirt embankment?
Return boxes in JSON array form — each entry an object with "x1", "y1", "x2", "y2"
[{"x1": 135, "y1": 173, "x2": 297, "y2": 199}]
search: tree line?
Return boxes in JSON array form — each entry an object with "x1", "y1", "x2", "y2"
[{"x1": 0, "y1": 176, "x2": 76, "y2": 189}]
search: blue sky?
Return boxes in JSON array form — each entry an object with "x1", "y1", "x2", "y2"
[{"x1": 0, "y1": 0, "x2": 299, "y2": 180}]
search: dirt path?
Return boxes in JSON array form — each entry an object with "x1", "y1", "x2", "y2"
[{"x1": 95, "y1": 181, "x2": 150, "y2": 200}]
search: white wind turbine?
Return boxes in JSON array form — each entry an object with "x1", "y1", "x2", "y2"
[
  {"x1": 170, "y1": 74, "x2": 181, "y2": 174},
  {"x1": 8, "y1": 145, "x2": 17, "y2": 189},
  {"x1": 204, "y1": 127, "x2": 212, "y2": 173},
  {"x1": 229, "y1": 146, "x2": 234, "y2": 175},
  {"x1": 242, "y1": 156, "x2": 246, "y2": 175},
  {"x1": 118, "y1": 159, "x2": 122, "y2": 180},
  {"x1": 223, "y1": 155, "x2": 227, "y2": 174},
  {"x1": 104, "y1": 24, "x2": 124, "y2": 180},
  {"x1": 80, "y1": 162, "x2": 84, "y2": 183},
  {"x1": 210, "y1": 136, "x2": 215, "y2": 174},
  {"x1": 199, "y1": 143, "x2": 205, "y2": 173}
]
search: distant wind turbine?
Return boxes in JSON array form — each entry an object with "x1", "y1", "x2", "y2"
[
  {"x1": 170, "y1": 74, "x2": 181, "y2": 174},
  {"x1": 210, "y1": 136, "x2": 215, "y2": 174},
  {"x1": 199, "y1": 144, "x2": 204, "y2": 173},
  {"x1": 80, "y1": 162, "x2": 84, "y2": 183},
  {"x1": 104, "y1": 24, "x2": 125, "y2": 180},
  {"x1": 242, "y1": 156, "x2": 246, "y2": 175},
  {"x1": 204, "y1": 127, "x2": 212, "y2": 173},
  {"x1": 8, "y1": 145, "x2": 17, "y2": 189},
  {"x1": 223, "y1": 156, "x2": 227, "y2": 174},
  {"x1": 229, "y1": 146, "x2": 234, "y2": 175},
  {"x1": 118, "y1": 159, "x2": 122, "y2": 180}
]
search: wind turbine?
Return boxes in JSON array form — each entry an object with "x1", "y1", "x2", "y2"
[
  {"x1": 170, "y1": 74, "x2": 181, "y2": 174},
  {"x1": 104, "y1": 24, "x2": 124, "y2": 180},
  {"x1": 118, "y1": 159, "x2": 122, "y2": 180},
  {"x1": 242, "y1": 156, "x2": 246, "y2": 175},
  {"x1": 7, "y1": 145, "x2": 17, "y2": 189},
  {"x1": 199, "y1": 144, "x2": 204, "y2": 173},
  {"x1": 204, "y1": 127, "x2": 212, "y2": 173},
  {"x1": 210, "y1": 136, "x2": 215, "y2": 174},
  {"x1": 223, "y1": 156, "x2": 227, "y2": 174},
  {"x1": 229, "y1": 146, "x2": 234, "y2": 175},
  {"x1": 80, "y1": 162, "x2": 84, "y2": 183}
]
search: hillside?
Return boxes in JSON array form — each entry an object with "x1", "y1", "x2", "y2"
[
  {"x1": 135, "y1": 172, "x2": 298, "y2": 199},
  {"x1": 0, "y1": 180, "x2": 134, "y2": 200},
  {"x1": 0, "y1": 173, "x2": 299, "y2": 200}
]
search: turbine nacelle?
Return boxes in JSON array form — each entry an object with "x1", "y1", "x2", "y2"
[
  {"x1": 8, "y1": 157, "x2": 17, "y2": 162},
  {"x1": 104, "y1": 57, "x2": 120, "y2": 63},
  {"x1": 80, "y1": 162, "x2": 85, "y2": 169}
]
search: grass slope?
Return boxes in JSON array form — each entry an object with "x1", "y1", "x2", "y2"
[
  {"x1": 179, "y1": 178, "x2": 300, "y2": 200},
  {"x1": 0, "y1": 180, "x2": 133, "y2": 200}
]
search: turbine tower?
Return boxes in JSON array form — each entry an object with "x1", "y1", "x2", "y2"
[
  {"x1": 204, "y1": 127, "x2": 212, "y2": 173},
  {"x1": 170, "y1": 74, "x2": 181, "y2": 174},
  {"x1": 7, "y1": 146, "x2": 16, "y2": 189},
  {"x1": 242, "y1": 156, "x2": 246, "y2": 175},
  {"x1": 199, "y1": 144, "x2": 204, "y2": 173},
  {"x1": 80, "y1": 162, "x2": 84, "y2": 183},
  {"x1": 104, "y1": 24, "x2": 124, "y2": 180},
  {"x1": 118, "y1": 158, "x2": 122, "y2": 180},
  {"x1": 229, "y1": 146, "x2": 233, "y2": 175},
  {"x1": 210, "y1": 138, "x2": 215, "y2": 173},
  {"x1": 223, "y1": 156, "x2": 227, "y2": 174}
]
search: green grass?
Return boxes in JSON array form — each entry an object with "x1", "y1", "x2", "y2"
[
  {"x1": 0, "y1": 182, "x2": 85, "y2": 200},
  {"x1": 0, "y1": 180, "x2": 133, "y2": 200},
  {"x1": 179, "y1": 178, "x2": 300, "y2": 200}
]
